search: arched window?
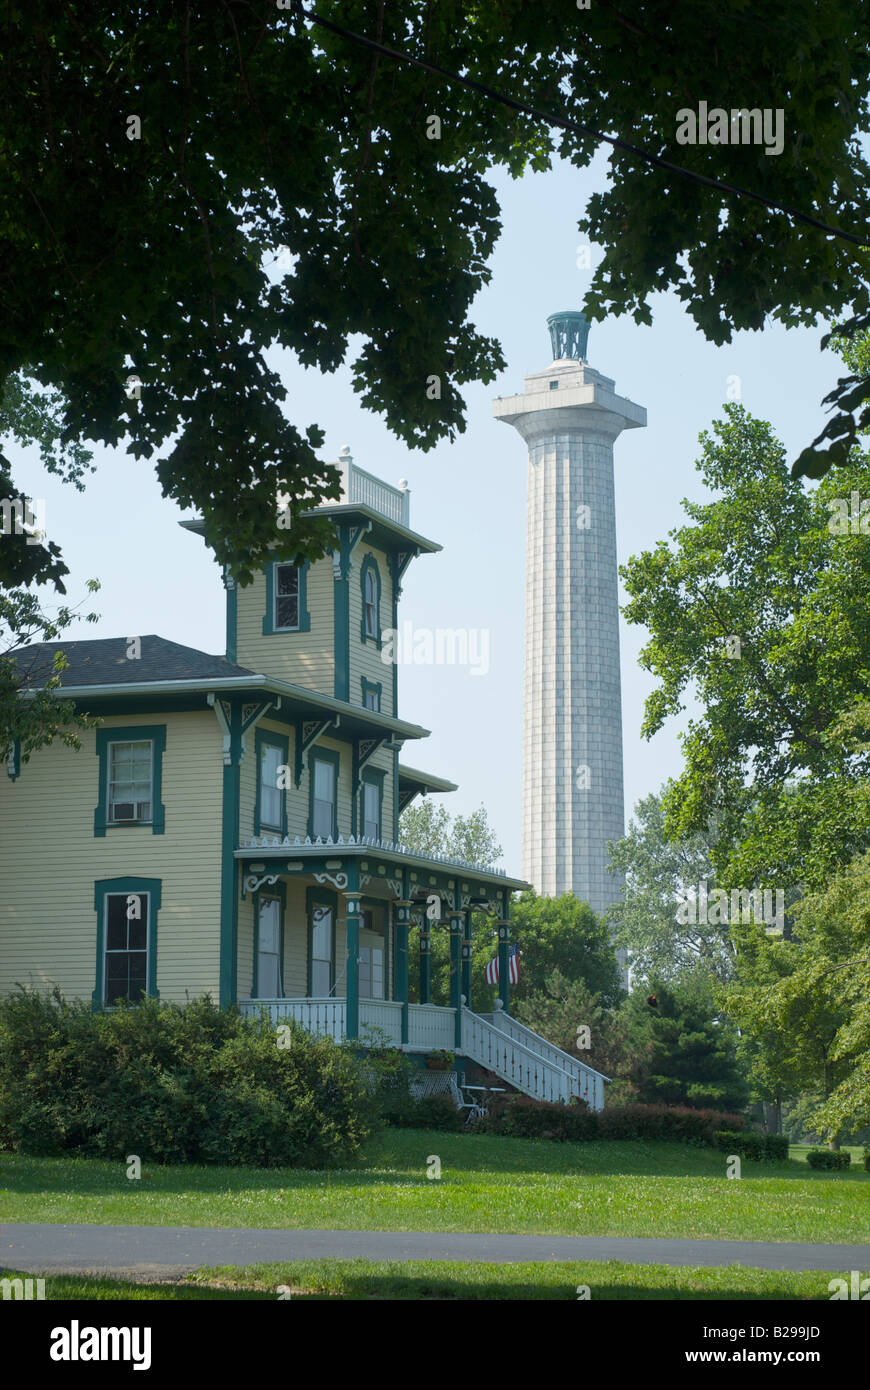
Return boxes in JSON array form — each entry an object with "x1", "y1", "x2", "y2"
[
  {"x1": 359, "y1": 554, "x2": 381, "y2": 645},
  {"x1": 364, "y1": 568, "x2": 377, "y2": 637}
]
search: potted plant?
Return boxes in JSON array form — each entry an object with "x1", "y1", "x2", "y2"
[{"x1": 425, "y1": 1049, "x2": 455, "y2": 1071}]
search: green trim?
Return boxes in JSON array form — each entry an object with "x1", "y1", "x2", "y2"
[
  {"x1": 360, "y1": 552, "x2": 382, "y2": 648},
  {"x1": 344, "y1": 862, "x2": 361, "y2": 1038},
  {"x1": 306, "y1": 885, "x2": 337, "y2": 996},
  {"x1": 461, "y1": 907, "x2": 473, "y2": 1008},
  {"x1": 6, "y1": 738, "x2": 20, "y2": 781},
  {"x1": 224, "y1": 573, "x2": 238, "y2": 664},
  {"x1": 262, "y1": 558, "x2": 311, "y2": 635},
  {"x1": 307, "y1": 744, "x2": 340, "y2": 840},
  {"x1": 392, "y1": 746, "x2": 399, "y2": 840},
  {"x1": 94, "y1": 725, "x2": 166, "y2": 837},
  {"x1": 394, "y1": 893, "x2": 410, "y2": 1043},
  {"x1": 334, "y1": 566, "x2": 350, "y2": 702},
  {"x1": 387, "y1": 552, "x2": 402, "y2": 717},
  {"x1": 93, "y1": 876, "x2": 162, "y2": 1007},
  {"x1": 359, "y1": 766, "x2": 385, "y2": 841},
  {"x1": 252, "y1": 882, "x2": 287, "y2": 999},
  {"x1": 219, "y1": 703, "x2": 243, "y2": 1007},
  {"x1": 449, "y1": 909, "x2": 463, "y2": 1047},
  {"x1": 254, "y1": 727, "x2": 290, "y2": 836},
  {"x1": 360, "y1": 676, "x2": 382, "y2": 712}
]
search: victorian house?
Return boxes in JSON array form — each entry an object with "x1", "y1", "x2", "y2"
[{"x1": 1, "y1": 451, "x2": 606, "y2": 1107}]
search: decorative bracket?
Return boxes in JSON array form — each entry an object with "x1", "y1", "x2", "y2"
[
  {"x1": 243, "y1": 872, "x2": 280, "y2": 898},
  {"x1": 333, "y1": 520, "x2": 372, "y2": 581},
  {"x1": 352, "y1": 735, "x2": 387, "y2": 795},
  {"x1": 208, "y1": 694, "x2": 273, "y2": 765},
  {"x1": 313, "y1": 869, "x2": 349, "y2": 892},
  {"x1": 389, "y1": 549, "x2": 416, "y2": 600},
  {"x1": 294, "y1": 717, "x2": 335, "y2": 787}
]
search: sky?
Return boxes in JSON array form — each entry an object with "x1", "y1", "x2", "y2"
[{"x1": 9, "y1": 150, "x2": 843, "y2": 874}]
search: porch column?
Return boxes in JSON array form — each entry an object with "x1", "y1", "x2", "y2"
[
  {"x1": 343, "y1": 886, "x2": 362, "y2": 1040},
  {"x1": 496, "y1": 917, "x2": 512, "y2": 1016},
  {"x1": 394, "y1": 900, "x2": 412, "y2": 1045},
  {"x1": 449, "y1": 910, "x2": 463, "y2": 1047},
  {"x1": 461, "y1": 907, "x2": 473, "y2": 1009},
  {"x1": 419, "y1": 919, "x2": 431, "y2": 1005}
]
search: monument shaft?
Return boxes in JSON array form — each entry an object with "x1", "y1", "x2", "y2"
[{"x1": 493, "y1": 316, "x2": 646, "y2": 910}]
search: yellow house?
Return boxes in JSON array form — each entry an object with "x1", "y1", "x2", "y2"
[{"x1": 0, "y1": 453, "x2": 606, "y2": 1107}]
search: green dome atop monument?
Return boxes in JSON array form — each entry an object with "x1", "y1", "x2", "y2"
[{"x1": 547, "y1": 310, "x2": 589, "y2": 362}]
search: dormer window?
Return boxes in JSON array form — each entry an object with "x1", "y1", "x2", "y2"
[{"x1": 274, "y1": 563, "x2": 300, "y2": 630}]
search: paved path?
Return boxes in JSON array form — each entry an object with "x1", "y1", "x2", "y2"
[{"x1": 2, "y1": 1224, "x2": 868, "y2": 1277}]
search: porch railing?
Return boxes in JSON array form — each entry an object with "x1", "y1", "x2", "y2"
[
  {"x1": 239, "y1": 997, "x2": 605, "y2": 1109},
  {"x1": 240, "y1": 997, "x2": 455, "y2": 1052},
  {"x1": 461, "y1": 1008, "x2": 581, "y2": 1106},
  {"x1": 477, "y1": 1009, "x2": 608, "y2": 1110}
]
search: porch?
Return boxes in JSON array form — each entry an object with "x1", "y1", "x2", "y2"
[
  {"x1": 234, "y1": 835, "x2": 608, "y2": 1109},
  {"x1": 239, "y1": 996, "x2": 607, "y2": 1109}
]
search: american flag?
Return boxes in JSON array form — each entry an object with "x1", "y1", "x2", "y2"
[{"x1": 485, "y1": 944, "x2": 519, "y2": 986}]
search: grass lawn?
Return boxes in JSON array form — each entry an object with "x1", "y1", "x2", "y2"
[
  {"x1": 1, "y1": 1133, "x2": 868, "y2": 1244},
  {"x1": 0, "y1": 1260, "x2": 843, "y2": 1300}
]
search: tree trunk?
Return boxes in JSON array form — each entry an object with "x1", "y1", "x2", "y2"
[{"x1": 824, "y1": 1062, "x2": 840, "y2": 1150}]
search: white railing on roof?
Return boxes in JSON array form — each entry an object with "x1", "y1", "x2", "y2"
[{"x1": 336, "y1": 448, "x2": 410, "y2": 528}]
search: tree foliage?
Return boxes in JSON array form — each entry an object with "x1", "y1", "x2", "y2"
[
  {"x1": 607, "y1": 790, "x2": 733, "y2": 983},
  {"x1": 623, "y1": 978, "x2": 749, "y2": 1112},
  {"x1": 1, "y1": 0, "x2": 867, "y2": 600},
  {"x1": 621, "y1": 401, "x2": 870, "y2": 891}
]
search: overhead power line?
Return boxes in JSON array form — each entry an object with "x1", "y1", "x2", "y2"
[{"x1": 294, "y1": 1, "x2": 866, "y2": 250}]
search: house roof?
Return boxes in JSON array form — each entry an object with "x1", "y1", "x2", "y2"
[
  {"x1": 11, "y1": 634, "x2": 431, "y2": 741},
  {"x1": 12, "y1": 635, "x2": 253, "y2": 689}
]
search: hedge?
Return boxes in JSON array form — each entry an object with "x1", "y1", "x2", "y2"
[
  {"x1": 480, "y1": 1097, "x2": 745, "y2": 1145},
  {"x1": 805, "y1": 1148, "x2": 852, "y2": 1170},
  {"x1": 0, "y1": 989, "x2": 372, "y2": 1167},
  {"x1": 714, "y1": 1130, "x2": 789, "y2": 1162}
]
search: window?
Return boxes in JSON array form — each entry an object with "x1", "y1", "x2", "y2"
[
  {"x1": 549, "y1": 379, "x2": 559, "y2": 390},
  {"x1": 103, "y1": 891, "x2": 150, "y2": 1003},
  {"x1": 274, "y1": 563, "x2": 300, "y2": 630},
  {"x1": 359, "y1": 554, "x2": 382, "y2": 645},
  {"x1": 362, "y1": 781, "x2": 380, "y2": 839},
  {"x1": 262, "y1": 560, "x2": 310, "y2": 635},
  {"x1": 312, "y1": 756, "x2": 336, "y2": 839},
  {"x1": 359, "y1": 945, "x2": 384, "y2": 1000},
  {"x1": 257, "y1": 898, "x2": 281, "y2": 998},
  {"x1": 108, "y1": 740, "x2": 153, "y2": 824},
  {"x1": 311, "y1": 904, "x2": 333, "y2": 995},
  {"x1": 364, "y1": 569, "x2": 377, "y2": 637},
  {"x1": 259, "y1": 743, "x2": 283, "y2": 830},
  {"x1": 95, "y1": 726, "x2": 165, "y2": 836},
  {"x1": 94, "y1": 876, "x2": 161, "y2": 1006},
  {"x1": 359, "y1": 768, "x2": 384, "y2": 843},
  {"x1": 361, "y1": 679, "x2": 381, "y2": 712},
  {"x1": 359, "y1": 907, "x2": 385, "y2": 1000}
]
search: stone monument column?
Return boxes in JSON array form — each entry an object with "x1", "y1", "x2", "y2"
[{"x1": 492, "y1": 313, "x2": 646, "y2": 912}]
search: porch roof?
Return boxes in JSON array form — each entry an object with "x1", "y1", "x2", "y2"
[
  {"x1": 398, "y1": 763, "x2": 458, "y2": 796},
  {"x1": 236, "y1": 834, "x2": 530, "y2": 892}
]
